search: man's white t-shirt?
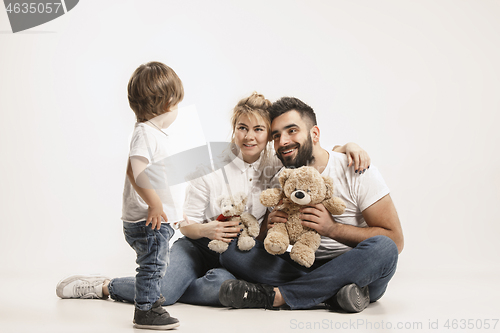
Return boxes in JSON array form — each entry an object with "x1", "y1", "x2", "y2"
[
  {"x1": 315, "y1": 151, "x2": 390, "y2": 260},
  {"x1": 121, "y1": 123, "x2": 184, "y2": 224}
]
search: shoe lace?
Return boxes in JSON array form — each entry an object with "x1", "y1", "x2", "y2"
[{"x1": 74, "y1": 281, "x2": 99, "y2": 298}]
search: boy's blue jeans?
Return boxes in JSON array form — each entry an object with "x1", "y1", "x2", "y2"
[
  {"x1": 122, "y1": 221, "x2": 174, "y2": 311},
  {"x1": 219, "y1": 235, "x2": 399, "y2": 309},
  {"x1": 109, "y1": 236, "x2": 235, "y2": 307}
]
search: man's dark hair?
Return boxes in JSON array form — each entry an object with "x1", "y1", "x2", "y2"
[{"x1": 268, "y1": 97, "x2": 317, "y2": 128}]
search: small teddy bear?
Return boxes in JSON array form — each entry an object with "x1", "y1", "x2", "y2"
[
  {"x1": 260, "y1": 166, "x2": 346, "y2": 267},
  {"x1": 208, "y1": 192, "x2": 260, "y2": 253}
]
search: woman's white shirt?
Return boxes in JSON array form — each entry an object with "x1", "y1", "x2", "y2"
[{"x1": 183, "y1": 152, "x2": 281, "y2": 226}]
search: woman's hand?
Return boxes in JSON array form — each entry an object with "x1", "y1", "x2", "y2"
[
  {"x1": 203, "y1": 219, "x2": 242, "y2": 243},
  {"x1": 333, "y1": 142, "x2": 371, "y2": 174}
]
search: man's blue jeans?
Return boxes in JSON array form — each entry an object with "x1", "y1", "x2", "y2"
[
  {"x1": 109, "y1": 236, "x2": 235, "y2": 307},
  {"x1": 219, "y1": 235, "x2": 399, "y2": 309}
]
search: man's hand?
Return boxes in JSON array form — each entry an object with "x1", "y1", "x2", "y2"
[
  {"x1": 146, "y1": 204, "x2": 168, "y2": 230},
  {"x1": 300, "y1": 195, "x2": 404, "y2": 253},
  {"x1": 267, "y1": 201, "x2": 288, "y2": 230},
  {"x1": 299, "y1": 203, "x2": 337, "y2": 237}
]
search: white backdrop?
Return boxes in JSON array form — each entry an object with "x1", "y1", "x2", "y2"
[{"x1": 1, "y1": 0, "x2": 499, "y2": 281}]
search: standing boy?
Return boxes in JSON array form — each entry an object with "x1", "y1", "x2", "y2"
[
  {"x1": 121, "y1": 61, "x2": 184, "y2": 329},
  {"x1": 57, "y1": 61, "x2": 185, "y2": 330}
]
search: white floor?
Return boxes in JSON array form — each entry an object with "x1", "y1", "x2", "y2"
[{"x1": 2, "y1": 268, "x2": 499, "y2": 333}]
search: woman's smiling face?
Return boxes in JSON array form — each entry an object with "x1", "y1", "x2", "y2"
[{"x1": 233, "y1": 114, "x2": 269, "y2": 164}]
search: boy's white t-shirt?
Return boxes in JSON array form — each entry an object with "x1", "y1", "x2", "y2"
[
  {"x1": 121, "y1": 123, "x2": 184, "y2": 224},
  {"x1": 315, "y1": 151, "x2": 390, "y2": 259}
]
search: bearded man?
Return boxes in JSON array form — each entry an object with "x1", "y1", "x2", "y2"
[{"x1": 218, "y1": 97, "x2": 403, "y2": 312}]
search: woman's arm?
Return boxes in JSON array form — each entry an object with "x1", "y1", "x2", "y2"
[
  {"x1": 180, "y1": 220, "x2": 242, "y2": 243},
  {"x1": 333, "y1": 142, "x2": 371, "y2": 174}
]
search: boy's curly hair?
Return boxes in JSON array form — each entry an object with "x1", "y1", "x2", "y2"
[{"x1": 127, "y1": 61, "x2": 184, "y2": 122}]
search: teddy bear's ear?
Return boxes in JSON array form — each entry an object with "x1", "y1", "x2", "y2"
[
  {"x1": 215, "y1": 194, "x2": 226, "y2": 208},
  {"x1": 279, "y1": 168, "x2": 293, "y2": 189},
  {"x1": 234, "y1": 192, "x2": 247, "y2": 205},
  {"x1": 323, "y1": 176, "x2": 334, "y2": 199}
]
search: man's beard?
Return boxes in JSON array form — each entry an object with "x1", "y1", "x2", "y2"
[{"x1": 276, "y1": 133, "x2": 315, "y2": 168}]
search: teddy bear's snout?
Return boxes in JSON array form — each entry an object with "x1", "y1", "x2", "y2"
[
  {"x1": 221, "y1": 203, "x2": 233, "y2": 216},
  {"x1": 291, "y1": 190, "x2": 311, "y2": 205}
]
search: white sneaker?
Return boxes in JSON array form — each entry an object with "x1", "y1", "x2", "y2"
[{"x1": 56, "y1": 275, "x2": 109, "y2": 299}]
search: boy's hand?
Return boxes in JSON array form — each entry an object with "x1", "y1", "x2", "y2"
[{"x1": 146, "y1": 204, "x2": 168, "y2": 230}]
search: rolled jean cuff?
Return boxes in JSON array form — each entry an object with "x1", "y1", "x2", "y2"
[{"x1": 107, "y1": 279, "x2": 122, "y2": 302}]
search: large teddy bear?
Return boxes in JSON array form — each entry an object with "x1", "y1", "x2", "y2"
[
  {"x1": 208, "y1": 192, "x2": 260, "y2": 253},
  {"x1": 260, "y1": 166, "x2": 346, "y2": 267}
]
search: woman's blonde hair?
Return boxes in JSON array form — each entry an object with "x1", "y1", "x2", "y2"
[{"x1": 230, "y1": 92, "x2": 273, "y2": 163}]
